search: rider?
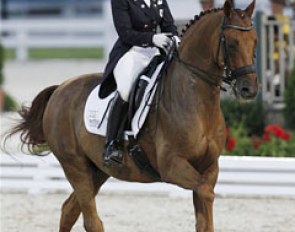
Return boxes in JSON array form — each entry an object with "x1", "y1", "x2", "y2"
[{"x1": 100, "y1": 0, "x2": 180, "y2": 166}]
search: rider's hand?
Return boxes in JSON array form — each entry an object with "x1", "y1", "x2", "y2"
[{"x1": 152, "y1": 33, "x2": 173, "y2": 53}]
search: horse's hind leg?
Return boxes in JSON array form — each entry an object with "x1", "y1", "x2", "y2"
[{"x1": 58, "y1": 155, "x2": 109, "y2": 232}]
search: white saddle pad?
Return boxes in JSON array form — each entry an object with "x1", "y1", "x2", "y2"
[{"x1": 84, "y1": 62, "x2": 164, "y2": 139}]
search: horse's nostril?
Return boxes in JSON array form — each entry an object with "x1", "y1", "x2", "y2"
[
  {"x1": 241, "y1": 86, "x2": 257, "y2": 99},
  {"x1": 241, "y1": 87, "x2": 250, "y2": 94}
]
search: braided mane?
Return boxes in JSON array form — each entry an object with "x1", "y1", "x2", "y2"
[{"x1": 180, "y1": 8, "x2": 223, "y2": 37}]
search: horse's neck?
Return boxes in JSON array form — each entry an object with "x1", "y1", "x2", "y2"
[
  {"x1": 160, "y1": 62, "x2": 221, "y2": 129},
  {"x1": 179, "y1": 12, "x2": 222, "y2": 69},
  {"x1": 159, "y1": 14, "x2": 224, "y2": 130}
]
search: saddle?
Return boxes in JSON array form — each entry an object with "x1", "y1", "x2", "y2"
[
  {"x1": 128, "y1": 54, "x2": 164, "y2": 119},
  {"x1": 128, "y1": 43, "x2": 177, "y2": 122},
  {"x1": 119, "y1": 45, "x2": 176, "y2": 179},
  {"x1": 123, "y1": 54, "x2": 164, "y2": 180},
  {"x1": 84, "y1": 43, "x2": 176, "y2": 179}
]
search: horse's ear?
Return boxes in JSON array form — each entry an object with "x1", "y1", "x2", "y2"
[
  {"x1": 224, "y1": 0, "x2": 232, "y2": 18},
  {"x1": 245, "y1": 0, "x2": 256, "y2": 18}
]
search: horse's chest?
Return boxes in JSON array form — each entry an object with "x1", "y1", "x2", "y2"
[{"x1": 192, "y1": 136, "x2": 221, "y2": 161}]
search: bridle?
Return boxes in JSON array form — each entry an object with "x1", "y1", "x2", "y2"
[
  {"x1": 175, "y1": 14, "x2": 256, "y2": 91},
  {"x1": 219, "y1": 16, "x2": 256, "y2": 85}
]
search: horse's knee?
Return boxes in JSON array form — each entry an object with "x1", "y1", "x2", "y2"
[{"x1": 197, "y1": 183, "x2": 215, "y2": 202}]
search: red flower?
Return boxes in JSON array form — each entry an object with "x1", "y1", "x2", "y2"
[
  {"x1": 281, "y1": 132, "x2": 291, "y2": 141},
  {"x1": 264, "y1": 124, "x2": 291, "y2": 141},
  {"x1": 226, "y1": 137, "x2": 236, "y2": 152},
  {"x1": 262, "y1": 133, "x2": 270, "y2": 141},
  {"x1": 252, "y1": 139, "x2": 261, "y2": 149},
  {"x1": 265, "y1": 124, "x2": 281, "y2": 135}
]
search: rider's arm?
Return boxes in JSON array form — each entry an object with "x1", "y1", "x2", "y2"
[{"x1": 159, "y1": 0, "x2": 178, "y2": 36}]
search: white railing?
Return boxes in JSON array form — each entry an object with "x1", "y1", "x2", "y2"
[
  {"x1": 260, "y1": 15, "x2": 295, "y2": 106},
  {"x1": 0, "y1": 0, "x2": 116, "y2": 61},
  {"x1": 0, "y1": 0, "x2": 198, "y2": 62},
  {"x1": 1, "y1": 154, "x2": 295, "y2": 197}
]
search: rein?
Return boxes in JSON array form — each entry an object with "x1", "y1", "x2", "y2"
[{"x1": 175, "y1": 14, "x2": 256, "y2": 92}]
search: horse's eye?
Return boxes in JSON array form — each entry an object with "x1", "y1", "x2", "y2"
[
  {"x1": 227, "y1": 39, "x2": 239, "y2": 50},
  {"x1": 228, "y1": 43, "x2": 236, "y2": 49},
  {"x1": 227, "y1": 42, "x2": 238, "y2": 51}
]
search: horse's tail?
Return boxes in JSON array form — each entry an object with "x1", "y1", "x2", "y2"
[{"x1": 4, "y1": 85, "x2": 58, "y2": 154}]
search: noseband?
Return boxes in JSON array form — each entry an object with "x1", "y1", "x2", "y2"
[{"x1": 176, "y1": 14, "x2": 256, "y2": 91}]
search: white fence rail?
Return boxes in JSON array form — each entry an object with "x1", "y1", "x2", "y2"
[
  {"x1": 1, "y1": 154, "x2": 295, "y2": 197},
  {"x1": 0, "y1": 0, "x2": 197, "y2": 62},
  {"x1": 259, "y1": 15, "x2": 295, "y2": 106},
  {"x1": 0, "y1": 0, "x2": 116, "y2": 61}
]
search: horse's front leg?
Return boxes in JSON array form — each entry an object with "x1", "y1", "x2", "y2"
[
  {"x1": 193, "y1": 161, "x2": 219, "y2": 232},
  {"x1": 158, "y1": 154, "x2": 214, "y2": 199},
  {"x1": 158, "y1": 152, "x2": 218, "y2": 232}
]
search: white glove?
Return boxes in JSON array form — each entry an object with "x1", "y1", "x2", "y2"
[{"x1": 152, "y1": 33, "x2": 172, "y2": 53}]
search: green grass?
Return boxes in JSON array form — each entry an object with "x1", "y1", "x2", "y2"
[
  {"x1": 5, "y1": 47, "x2": 104, "y2": 60},
  {"x1": 5, "y1": 48, "x2": 15, "y2": 59}
]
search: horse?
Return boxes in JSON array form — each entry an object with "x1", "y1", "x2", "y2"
[{"x1": 4, "y1": 0, "x2": 258, "y2": 231}]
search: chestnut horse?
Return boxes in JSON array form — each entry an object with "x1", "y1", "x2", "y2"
[{"x1": 5, "y1": 0, "x2": 258, "y2": 231}]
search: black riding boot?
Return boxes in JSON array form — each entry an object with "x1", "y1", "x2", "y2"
[{"x1": 103, "y1": 94, "x2": 129, "y2": 166}]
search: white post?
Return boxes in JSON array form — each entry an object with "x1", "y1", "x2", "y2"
[{"x1": 16, "y1": 30, "x2": 28, "y2": 62}]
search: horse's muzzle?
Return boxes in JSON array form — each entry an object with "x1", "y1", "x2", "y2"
[{"x1": 236, "y1": 76, "x2": 258, "y2": 100}]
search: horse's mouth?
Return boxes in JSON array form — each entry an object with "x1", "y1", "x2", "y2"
[
  {"x1": 240, "y1": 86, "x2": 258, "y2": 99},
  {"x1": 234, "y1": 76, "x2": 258, "y2": 100}
]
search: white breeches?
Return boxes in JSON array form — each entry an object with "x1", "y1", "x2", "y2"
[{"x1": 113, "y1": 46, "x2": 159, "y2": 102}]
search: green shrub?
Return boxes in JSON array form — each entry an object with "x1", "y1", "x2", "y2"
[
  {"x1": 224, "y1": 123, "x2": 295, "y2": 157},
  {"x1": 0, "y1": 43, "x2": 18, "y2": 111},
  {"x1": 4, "y1": 93, "x2": 18, "y2": 111},
  {"x1": 221, "y1": 98, "x2": 265, "y2": 136},
  {"x1": 284, "y1": 63, "x2": 295, "y2": 130}
]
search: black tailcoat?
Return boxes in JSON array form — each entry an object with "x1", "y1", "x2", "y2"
[{"x1": 99, "y1": 0, "x2": 178, "y2": 98}]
